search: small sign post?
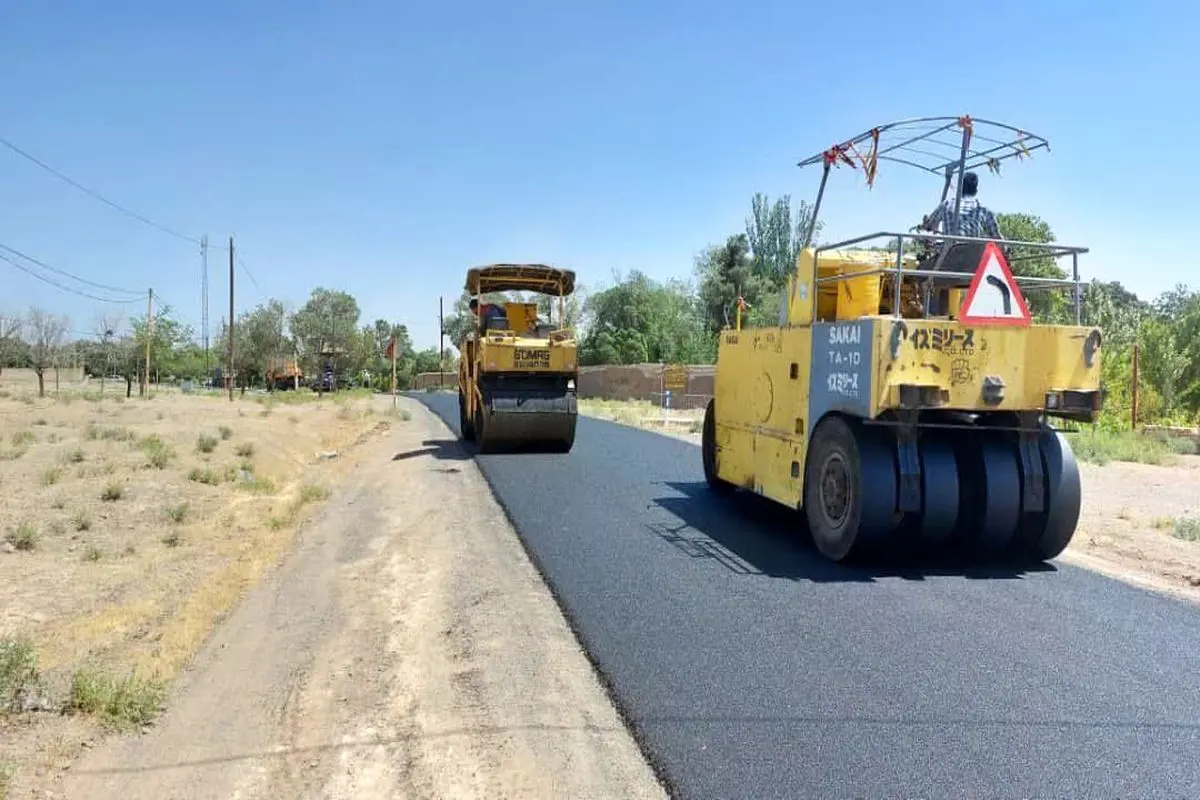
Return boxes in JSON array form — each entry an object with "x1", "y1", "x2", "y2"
[{"x1": 661, "y1": 363, "x2": 688, "y2": 424}]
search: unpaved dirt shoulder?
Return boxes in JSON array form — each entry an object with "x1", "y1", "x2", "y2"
[{"x1": 56, "y1": 398, "x2": 665, "y2": 800}]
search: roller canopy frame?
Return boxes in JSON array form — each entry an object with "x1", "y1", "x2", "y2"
[
  {"x1": 465, "y1": 263, "x2": 577, "y2": 297},
  {"x1": 793, "y1": 114, "x2": 1051, "y2": 250}
]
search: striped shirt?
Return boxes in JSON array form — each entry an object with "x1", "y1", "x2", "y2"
[{"x1": 926, "y1": 196, "x2": 1002, "y2": 239}]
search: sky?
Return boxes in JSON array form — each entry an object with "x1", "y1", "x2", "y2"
[{"x1": 1, "y1": 0, "x2": 1197, "y2": 353}]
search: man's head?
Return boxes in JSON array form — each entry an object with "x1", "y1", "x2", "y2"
[
  {"x1": 961, "y1": 171, "x2": 979, "y2": 197},
  {"x1": 469, "y1": 298, "x2": 479, "y2": 313}
]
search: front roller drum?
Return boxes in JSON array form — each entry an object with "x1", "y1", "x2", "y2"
[{"x1": 476, "y1": 391, "x2": 577, "y2": 454}]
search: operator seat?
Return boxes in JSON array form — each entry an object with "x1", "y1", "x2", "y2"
[{"x1": 913, "y1": 240, "x2": 991, "y2": 316}]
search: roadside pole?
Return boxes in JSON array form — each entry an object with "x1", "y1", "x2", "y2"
[{"x1": 391, "y1": 334, "x2": 398, "y2": 410}]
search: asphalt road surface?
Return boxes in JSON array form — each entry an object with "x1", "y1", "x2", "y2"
[{"x1": 416, "y1": 393, "x2": 1200, "y2": 799}]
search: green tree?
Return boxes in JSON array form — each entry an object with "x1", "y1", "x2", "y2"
[
  {"x1": 0, "y1": 314, "x2": 23, "y2": 380},
  {"x1": 579, "y1": 270, "x2": 710, "y2": 365},
  {"x1": 996, "y1": 212, "x2": 1067, "y2": 322},
  {"x1": 26, "y1": 307, "x2": 70, "y2": 397},
  {"x1": 695, "y1": 234, "x2": 773, "y2": 334},
  {"x1": 745, "y1": 193, "x2": 822, "y2": 288},
  {"x1": 289, "y1": 288, "x2": 361, "y2": 388},
  {"x1": 216, "y1": 299, "x2": 291, "y2": 388}
]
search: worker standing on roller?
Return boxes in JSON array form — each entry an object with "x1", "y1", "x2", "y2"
[{"x1": 921, "y1": 170, "x2": 1003, "y2": 240}]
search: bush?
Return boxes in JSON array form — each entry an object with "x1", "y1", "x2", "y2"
[
  {"x1": 5, "y1": 523, "x2": 38, "y2": 551},
  {"x1": 67, "y1": 669, "x2": 166, "y2": 730},
  {"x1": 0, "y1": 636, "x2": 41, "y2": 713}
]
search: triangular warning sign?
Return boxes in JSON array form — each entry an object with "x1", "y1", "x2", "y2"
[{"x1": 958, "y1": 242, "x2": 1032, "y2": 326}]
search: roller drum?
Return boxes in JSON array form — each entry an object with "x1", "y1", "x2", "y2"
[{"x1": 476, "y1": 385, "x2": 577, "y2": 453}]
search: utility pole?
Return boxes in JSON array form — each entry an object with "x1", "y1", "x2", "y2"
[
  {"x1": 1131, "y1": 342, "x2": 1140, "y2": 430},
  {"x1": 228, "y1": 236, "x2": 235, "y2": 402},
  {"x1": 438, "y1": 296, "x2": 444, "y2": 389},
  {"x1": 201, "y1": 235, "x2": 209, "y2": 375},
  {"x1": 144, "y1": 288, "x2": 154, "y2": 397},
  {"x1": 390, "y1": 332, "x2": 398, "y2": 410}
]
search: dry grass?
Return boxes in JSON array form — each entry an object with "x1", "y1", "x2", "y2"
[
  {"x1": 0, "y1": 386, "x2": 397, "y2": 784},
  {"x1": 577, "y1": 398, "x2": 704, "y2": 441}
]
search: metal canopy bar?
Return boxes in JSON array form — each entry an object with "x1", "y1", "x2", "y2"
[
  {"x1": 796, "y1": 116, "x2": 1049, "y2": 178},
  {"x1": 815, "y1": 230, "x2": 1088, "y2": 255}
]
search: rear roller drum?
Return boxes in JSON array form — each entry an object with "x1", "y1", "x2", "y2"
[
  {"x1": 702, "y1": 399, "x2": 734, "y2": 495},
  {"x1": 804, "y1": 416, "x2": 898, "y2": 562}
]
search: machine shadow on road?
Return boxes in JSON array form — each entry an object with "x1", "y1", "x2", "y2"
[
  {"x1": 650, "y1": 481, "x2": 1058, "y2": 584},
  {"x1": 392, "y1": 438, "x2": 473, "y2": 462}
]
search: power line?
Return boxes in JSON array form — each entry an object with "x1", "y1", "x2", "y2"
[
  {"x1": 0, "y1": 252, "x2": 142, "y2": 305},
  {"x1": 0, "y1": 133, "x2": 203, "y2": 246},
  {"x1": 0, "y1": 132, "x2": 241, "y2": 255},
  {"x1": 0, "y1": 242, "x2": 141, "y2": 297},
  {"x1": 238, "y1": 256, "x2": 261, "y2": 293}
]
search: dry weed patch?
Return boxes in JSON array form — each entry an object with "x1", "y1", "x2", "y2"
[{"x1": 0, "y1": 388, "x2": 392, "y2": 765}]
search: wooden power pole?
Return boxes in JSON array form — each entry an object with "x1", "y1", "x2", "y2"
[
  {"x1": 228, "y1": 236, "x2": 235, "y2": 401},
  {"x1": 390, "y1": 332, "x2": 398, "y2": 410},
  {"x1": 1131, "y1": 342, "x2": 1140, "y2": 430},
  {"x1": 438, "y1": 296, "x2": 444, "y2": 389},
  {"x1": 144, "y1": 288, "x2": 154, "y2": 397}
]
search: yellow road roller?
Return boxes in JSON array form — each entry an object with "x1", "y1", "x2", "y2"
[
  {"x1": 703, "y1": 116, "x2": 1104, "y2": 563},
  {"x1": 458, "y1": 263, "x2": 579, "y2": 453}
]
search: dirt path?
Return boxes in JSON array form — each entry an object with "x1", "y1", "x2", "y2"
[{"x1": 53, "y1": 398, "x2": 665, "y2": 800}]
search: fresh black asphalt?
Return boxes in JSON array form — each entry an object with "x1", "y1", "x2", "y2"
[{"x1": 414, "y1": 393, "x2": 1200, "y2": 799}]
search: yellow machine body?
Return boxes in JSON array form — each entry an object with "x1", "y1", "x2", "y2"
[
  {"x1": 457, "y1": 264, "x2": 579, "y2": 453},
  {"x1": 704, "y1": 245, "x2": 1103, "y2": 563}
]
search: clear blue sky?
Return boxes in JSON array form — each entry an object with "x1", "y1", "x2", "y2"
[{"x1": 2, "y1": 0, "x2": 1195, "y2": 352}]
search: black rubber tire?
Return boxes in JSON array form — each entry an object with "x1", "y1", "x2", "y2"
[
  {"x1": 953, "y1": 432, "x2": 1022, "y2": 556},
  {"x1": 804, "y1": 416, "x2": 898, "y2": 562},
  {"x1": 916, "y1": 433, "x2": 960, "y2": 548},
  {"x1": 459, "y1": 391, "x2": 476, "y2": 442},
  {"x1": 1013, "y1": 427, "x2": 1082, "y2": 561},
  {"x1": 702, "y1": 399, "x2": 734, "y2": 495}
]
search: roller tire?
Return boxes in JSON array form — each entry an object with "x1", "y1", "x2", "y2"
[
  {"x1": 459, "y1": 391, "x2": 476, "y2": 442},
  {"x1": 952, "y1": 432, "x2": 1022, "y2": 557},
  {"x1": 702, "y1": 399, "x2": 734, "y2": 495},
  {"x1": 915, "y1": 432, "x2": 960, "y2": 549},
  {"x1": 1014, "y1": 428, "x2": 1082, "y2": 562},
  {"x1": 804, "y1": 416, "x2": 898, "y2": 562}
]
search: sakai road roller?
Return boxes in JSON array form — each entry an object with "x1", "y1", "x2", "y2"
[
  {"x1": 703, "y1": 116, "x2": 1104, "y2": 564},
  {"x1": 458, "y1": 263, "x2": 579, "y2": 453}
]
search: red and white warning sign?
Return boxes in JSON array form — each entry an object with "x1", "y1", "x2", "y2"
[{"x1": 958, "y1": 242, "x2": 1032, "y2": 326}]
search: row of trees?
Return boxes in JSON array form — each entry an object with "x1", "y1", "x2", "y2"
[
  {"x1": 0, "y1": 289, "x2": 454, "y2": 397},
  {"x1": 457, "y1": 191, "x2": 1193, "y2": 429},
  {"x1": 3, "y1": 192, "x2": 1197, "y2": 427}
]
